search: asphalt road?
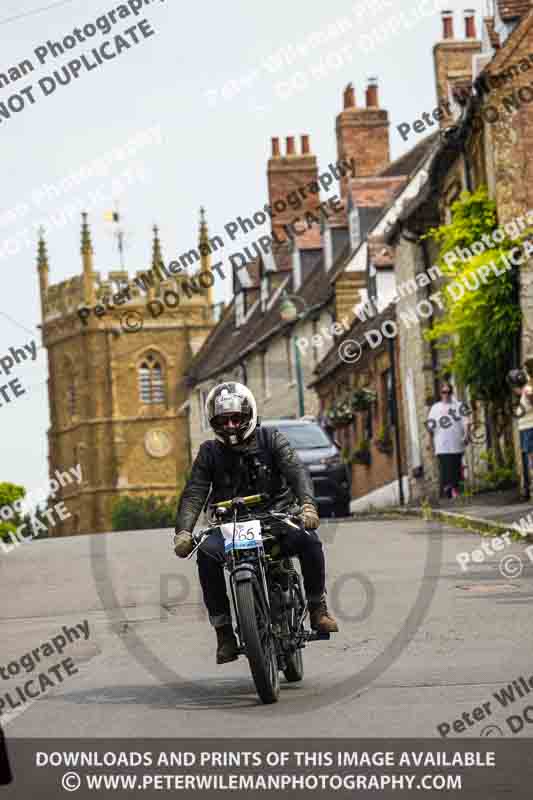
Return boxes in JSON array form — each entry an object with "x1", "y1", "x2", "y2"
[{"x1": 1, "y1": 516, "x2": 533, "y2": 739}]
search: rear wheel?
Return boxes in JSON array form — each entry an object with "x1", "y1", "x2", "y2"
[{"x1": 235, "y1": 579, "x2": 280, "y2": 704}]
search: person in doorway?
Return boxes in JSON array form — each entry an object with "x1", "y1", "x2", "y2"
[{"x1": 427, "y1": 382, "x2": 470, "y2": 499}]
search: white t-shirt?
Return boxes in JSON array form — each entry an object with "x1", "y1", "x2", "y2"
[
  {"x1": 427, "y1": 400, "x2": 468, "y2": 454},
  {"x1": 518, "y1": 385, "x2": 533, "y2": 431}
]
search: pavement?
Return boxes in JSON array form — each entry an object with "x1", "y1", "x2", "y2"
[
  {"x1": 1, "y1": 515, "x2": 533, "y2": 740},
  {"x1": 414, "y1": 488, "x2": 533, "y2": 536}
]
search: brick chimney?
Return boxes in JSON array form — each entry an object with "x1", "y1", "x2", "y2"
[
  {"x1": 433, "y1": 9, "x2": 481, "y2": 126},
  {"x1": 335, "y1": 79, "x2": 390, "y2": 198},
  {"x1": 267, "y1": 134, "x2": 320, "y2": 242}
]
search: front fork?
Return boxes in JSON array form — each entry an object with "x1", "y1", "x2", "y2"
[{"x1": 228, "y1": 555, "x2": 272, "y2": 650}]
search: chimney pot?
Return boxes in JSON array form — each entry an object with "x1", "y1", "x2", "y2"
[
  {"x1": 286, "y1": 136, "x2": 295, "y2": 155},
  {"x1": 366, "y1": 76, "x2": 379, "y2": 107},
  {"x1": 301, "y1": 134, "x2": 310, "y2": 154},
  {"x1": 271, "y1": 137, "x2": 280, "y2": 157},
  {"x1": 464, "y1": 9, "x2": 476, "y2": 38},
  {"x1": 343, "y1": 83, "x2": 355, "y2": 109},
  {"x1": 442, "y1": 9, "x2": 454, "y2": 39}
]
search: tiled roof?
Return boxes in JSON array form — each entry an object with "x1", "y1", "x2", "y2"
[
  {"x1": 497, "y1": 0, "x2": 532, "y2": 21},
  {"x1": 186, "y1": 242, "x2": 338, "y2": 386},
  {"x1": 379, "y1": 132, "x2": 441, "y2": 178}
]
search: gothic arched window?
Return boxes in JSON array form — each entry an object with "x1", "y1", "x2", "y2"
[{"x1": 138, "y1": 353, "x2": 165, "y2": 404}]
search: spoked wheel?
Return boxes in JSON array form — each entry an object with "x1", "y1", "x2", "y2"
[
  {"x1": 235, "y1": 579, "x2": 280, "y2": 704},
  {"x1": 282, "y1": 571, "x2": 305, "y2": 683}
]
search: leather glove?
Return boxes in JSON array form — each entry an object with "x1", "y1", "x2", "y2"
[
  {"x1": 174, "y1": 530, "x2": 194, "y2": 558},
  {"x1": 301, "y1": 502, "x2": 319, "y2": 530}
]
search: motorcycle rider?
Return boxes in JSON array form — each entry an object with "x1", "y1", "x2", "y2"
[{"x1": 174, "y1": 382, "x2": 339, "y2": 664}]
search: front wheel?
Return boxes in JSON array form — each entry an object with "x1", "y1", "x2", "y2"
[
  {"x1": 283, "y1": 571, "x2": 305, "y2": 683},
  {"x1": 235, "y1": 579, "x2": 280, "y2": 704}
]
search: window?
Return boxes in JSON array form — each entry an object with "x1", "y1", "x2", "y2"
[{"x1": 138, "y1": 353, "x2": 165, "y2": 403}]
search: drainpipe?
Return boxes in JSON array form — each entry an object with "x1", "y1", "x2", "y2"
[{"x1": 387, "y1": 335, "x2": 404, "y2": 506}]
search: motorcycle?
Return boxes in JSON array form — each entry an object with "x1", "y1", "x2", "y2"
[{"x1": 188, "y1": 493, "x2": 330, "y2": 704}]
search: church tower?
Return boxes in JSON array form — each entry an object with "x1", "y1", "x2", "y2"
[{"x1": 38, "y1": 211, "x2": 215, "y2": 535}]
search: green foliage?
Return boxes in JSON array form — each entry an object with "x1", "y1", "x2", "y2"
[
  {"x1": 111, "y1": 494, "x2": 179, "y2": 531},
  {"x1": 351, "y1": 388, "x2": 377, "y2": 412},
  {"x1": 475, "y1": 447, "x2": 518, "y2": 491},
  {"x1": 0, "y1": 482, "x2": 25, "y2": 542},
  {"x1": 423, "y1": 186, "x2": 526, "y2": 410}
]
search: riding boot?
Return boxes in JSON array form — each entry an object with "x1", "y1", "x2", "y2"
[
  {"x1": 215, "y1": 624, "x2": 239, "y2": 664},
  {"x1": 309, "y1": 595, "x2": 339, "y2": 633}
]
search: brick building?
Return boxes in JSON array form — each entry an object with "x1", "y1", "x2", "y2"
[
  {"x1": 382, "y1": 3, "x2": 533, "y2": 501},
  {"x1": 310, "y1": 304, "x2": 409, "y2": 511}
]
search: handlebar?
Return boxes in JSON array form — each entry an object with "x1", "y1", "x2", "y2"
[{"x1": 188, "y1": 504, "x2": 305, "y2": 559}]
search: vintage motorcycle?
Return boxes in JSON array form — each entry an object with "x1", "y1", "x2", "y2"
[{"x1": 188, "y1": 494, "x2": 330, "y2": 704}]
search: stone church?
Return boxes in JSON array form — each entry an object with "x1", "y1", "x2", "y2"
[{"x1": 37, "y1": 212, "x2": 215, "y2": 534}]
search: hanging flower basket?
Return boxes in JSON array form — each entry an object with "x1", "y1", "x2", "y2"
[
  {"x1": 351, "y1": 387, "x2": 377, "y2": 412},
  {"x1": 325, "y1": 401, "x2": 354, "y2": 427}
]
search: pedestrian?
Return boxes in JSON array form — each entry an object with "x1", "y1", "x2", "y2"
[
  {"x1": 508, "y1": 362, "x2": 533, "y2": 499},
  {"x1": 427, "y1": 382, "x2": 470, "y2": 499}
]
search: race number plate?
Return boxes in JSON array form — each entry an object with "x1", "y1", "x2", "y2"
[{"x1": 220, "y1": 519, "x2": 263, "y2": 552}]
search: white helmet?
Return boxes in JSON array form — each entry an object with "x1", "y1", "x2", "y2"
[{"x1": 205, "y1": 382, "x2": 258, "y2": 446}]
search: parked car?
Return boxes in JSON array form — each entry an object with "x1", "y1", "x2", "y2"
[{"x1": 260, "y1": 417, "x2": 351, "y2": 517}]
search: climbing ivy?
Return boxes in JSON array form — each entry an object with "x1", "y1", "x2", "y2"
[{"x1": 423, "y1": 186, "x2": 528, "y2": 415}]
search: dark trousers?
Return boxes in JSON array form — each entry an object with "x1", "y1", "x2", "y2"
[
  {"x1": 438, "y1": 453, "x2": 463, "y2": 497},
  {"x1": 197, "y1": 527, "x2": 326, "y2": 627},
  {"x1": 0, "y1": 726, "x2": 12, "y2": 785}
]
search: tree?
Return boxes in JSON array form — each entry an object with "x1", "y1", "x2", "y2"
[
  {"x1": 0, "y1": 483, "x2": 26, "y2": 542},
  {"x1": 111, "y1": 494, "x2": 179, "y2": 531},
  {"x1": 423, "y1": 187, "x2": 529, "y2": 464}
]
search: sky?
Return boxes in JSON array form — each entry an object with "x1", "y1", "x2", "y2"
[{"x1": 0, "y1": 0, "x2": 485, "y2": 493}]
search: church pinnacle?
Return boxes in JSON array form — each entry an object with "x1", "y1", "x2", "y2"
[{"x1": 80, "y1": 212, "x2": 95, "y2": 306}]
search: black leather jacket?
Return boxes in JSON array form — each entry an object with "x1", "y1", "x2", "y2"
[{"x1": 175, "y1": 425, "x2": 316, "y2": 533}]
